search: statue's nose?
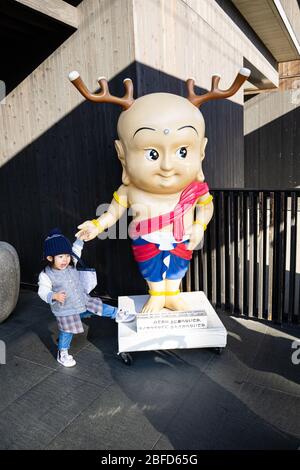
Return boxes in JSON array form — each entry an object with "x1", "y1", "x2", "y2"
[{"x1": 160, "y1": 153, "x2": 173, "y2": 172}]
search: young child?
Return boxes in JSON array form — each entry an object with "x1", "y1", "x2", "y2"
[{"x1": 38, "y1": 228, "x2": 135, "y2": 367}]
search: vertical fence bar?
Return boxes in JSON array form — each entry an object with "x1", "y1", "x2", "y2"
[
  {"x1": 253, "y1": 192, "x2": 258, "y2": 317},
  {"x1": 295, "y1": 193, "x2": 300, "y2": 324},
  {"x1": 293, "y1": 193, "x2": 300, "y2": 324},
  {"x1": 199, "y1": 250, "x2": 204, "y2": 292},
  {"x1": 289, "y1": 192, "x2": 297, "y2": 323},
  {"x1": 207, "y1": 221, "x2": 212, "y2": 302},
  {"x1": 248, "y1": 191, "x2": 254, "y2": 317},
  {"x1": 267, "y1": 193, "x2": 275, "y2": 321},
  {"x1": 193, "y1": 249, "x2": 200, "y2": 292},
  {"x1": 214, "y1": 192, "x2": 221, "y2": 308},
  {"x1": 220, "y1": 192, "x2": 226, "y2": 310},
  {"x1": 181, "y1": 276, "x2": 185, "y2": 293},
  {"x1": 293, "y1": 192, "x2": 300, "y2": 324},
  {"x1": 263, "y1": 192, "x2": 268, "y2": 319},
  {"x1": 248, "y1": 192, "x2": 254, "y2": 318},
  {"x1": 282, "y1": 193, "x2": 288, "y2": 323},
  {"x1": 186, "y1": 262, "x2": 192, "y2": 292},
  {"x1": 210, "y1": 204, "x2": 217, "y2": 307},
  {"x1": 202, "y1": 227, "x2": 208, "y2": 297},
  {"x1": 258, "y1": 191, "x2": 264, "y2": 319},
  {"x1": 229, "y1": 191, "x2": 235, "y2": 314},
  {"x1": 243, "y1": 192, "x2": 249, "y2": 316},
  {"x1": 224, "y1": 192, "x2": 230, "y2": 310},
  {"x1": 272, "y1": 192, "x2": 285, "y2": 324},
  {"x1": 233, "y1": 193, "x2": 239, "y2": 313},
  {"x1": 238, "y1": 191, "x2": 244, "y2": 315}
]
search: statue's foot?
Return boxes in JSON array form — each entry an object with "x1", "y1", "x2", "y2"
[
  {"x1": 164, "y1": 294, "x2": 191, "y2": 311},
  {"x1": 141, "y1": 295, "x2": 165, "y2": 313}
]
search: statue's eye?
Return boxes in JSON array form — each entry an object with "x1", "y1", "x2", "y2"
[
  {"x1": 176, "y1": 147, "x2": 187, "y2": 159},
  {"x1": 145, "y1": 149, "x2": 159, "y2": 161}
]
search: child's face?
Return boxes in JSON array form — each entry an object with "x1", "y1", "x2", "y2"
[{"x1": 47, "y1": 254, "x2": 71, "y2": 270}]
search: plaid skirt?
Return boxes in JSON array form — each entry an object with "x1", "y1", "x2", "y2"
[{"x1": 56, "y1": 295, "x2": 103, "y2": 334}]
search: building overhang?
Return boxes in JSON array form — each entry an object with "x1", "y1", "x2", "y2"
[
  {"x1": 232, "y1": 0, "x2": 300, "y2": 62},
  {"x1": 14, "y1": 0, "x2": 80, "y2": 29}
]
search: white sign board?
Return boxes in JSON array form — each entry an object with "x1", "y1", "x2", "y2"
[
  {"x1": 118, "y1": 291, "x2": 227, "y2": 354},
  {"x1": 136, "y1": 310, "x2": 207, "y2": 333}
]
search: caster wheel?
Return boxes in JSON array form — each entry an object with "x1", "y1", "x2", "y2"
[
  {"x1": 119, "y1": 352, "x2": 133, "y2": 365},
  {"x1": 215, "y1": 347, "x2": 224, "y2": 355}
]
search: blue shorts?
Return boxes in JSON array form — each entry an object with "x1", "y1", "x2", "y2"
[{"x1": 132, "y1": 237, "x2": 191, "y2": 282}]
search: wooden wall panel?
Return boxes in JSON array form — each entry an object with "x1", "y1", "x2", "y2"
[
  {"x1": 132, "y1": 0, "x2": 278, "y2": 93},
  {"x1": 0, "y1": 0, "x2": 135, "y2": 167},
  {"x1": 279, "y1": 59, "x2": 300, "y2": 90}
]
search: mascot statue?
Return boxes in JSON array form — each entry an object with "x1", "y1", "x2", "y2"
[{"x1": 69, "y1": 67, "x2": 250, "y2": 313}]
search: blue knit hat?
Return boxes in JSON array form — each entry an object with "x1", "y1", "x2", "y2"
[{"x1": 44, "y1": 228, "x2": 73, "y2": 258}]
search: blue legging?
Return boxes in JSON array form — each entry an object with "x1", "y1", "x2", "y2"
[{"x1": 58, "y1": 303, "x2": 117, "y2": 351}]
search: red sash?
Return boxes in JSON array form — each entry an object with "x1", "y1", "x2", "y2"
[
  {"x1": 132, "y1": 242, "x2": 193, "y2": 262},
  {"x1": 130, "y1": 181, "x2": 209, "y2": 241}
]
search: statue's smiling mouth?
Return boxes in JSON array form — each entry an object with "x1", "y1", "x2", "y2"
[{"x1": 158, "y1": 173, "x2": 176, "y2": 178}]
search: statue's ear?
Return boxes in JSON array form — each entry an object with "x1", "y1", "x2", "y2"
[
  {"x1": 114, "y1": 140, "x2": 130, "y2": 185},
  {"x1": 196, "y1": 137, "x2": 208, "y2": 182},
  {"x1": 114, "y1": 140, "x2": 125, "y2": 161},
  {"x1": 201, "y1": 137, "x2": 208, "y2": 160}
]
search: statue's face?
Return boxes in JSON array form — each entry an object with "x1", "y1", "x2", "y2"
[{"x1": 115, "y1": 93, "x2": 207, "y2": 194}]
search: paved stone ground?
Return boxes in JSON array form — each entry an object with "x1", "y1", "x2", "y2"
[{"x1": 0, "y1": 289, "x2": 299, "y2": 450}]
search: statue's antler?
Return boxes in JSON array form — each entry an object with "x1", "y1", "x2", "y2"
[
  {"x1": 68, "y1": 71, "x2": 134, "y2": 110},
  {"x1": 186, "y1": 68, "x2": 250, "y2": 107}
]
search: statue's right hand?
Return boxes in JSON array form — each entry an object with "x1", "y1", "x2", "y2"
[{"x1": 75, "y1": 221, "x2": 99, "y2": 241}]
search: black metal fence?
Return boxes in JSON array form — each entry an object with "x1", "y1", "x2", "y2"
[{"x1": 184, "y1": 189, "x2": 300, "y2": 325}]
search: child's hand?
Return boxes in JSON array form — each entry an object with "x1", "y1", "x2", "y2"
[
  {"x1": 75, "y1": 221, "x2": 100, "y2": 241},
  {"x1": 53, "y1": 291, "x2": 66, "y2": 304}
]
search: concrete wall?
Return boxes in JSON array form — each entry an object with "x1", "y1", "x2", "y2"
[
  {"x1": 132, "y1": 0, "x2": 278, "y2": 95},
  {"x1": 279, "y1": 0, "x2": 300, "y2": 47}
]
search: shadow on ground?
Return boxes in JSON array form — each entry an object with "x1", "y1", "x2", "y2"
[{"x1": 0, "y1": 290, "x2": 299, "y2": 450}]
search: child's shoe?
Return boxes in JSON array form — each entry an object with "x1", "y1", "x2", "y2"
[
  {"x1": 115, "y1": 308, "x2": 136, "y2": 323},
  {"x1": 57, "y1": 349, "x2": 76, "y2": 367}
]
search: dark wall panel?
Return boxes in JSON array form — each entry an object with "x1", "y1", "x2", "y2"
[
  {"x1": 245, "y1": 107, "x2": 300, "y2": 189},
  {"x1": 136, "y1": 63, "x2": 244, "y2": 188}
]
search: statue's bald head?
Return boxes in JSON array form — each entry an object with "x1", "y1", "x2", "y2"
[{"x1": 117, "y1": 93, "x2": 206, "y2": 145}]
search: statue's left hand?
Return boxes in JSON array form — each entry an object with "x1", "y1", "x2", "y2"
[
  {"x1": 187, "y1": 224, "x2": 205, "y2": 251},
  {"x1": 75, "y1": 221, "x2": 100, "y2": 241}
]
